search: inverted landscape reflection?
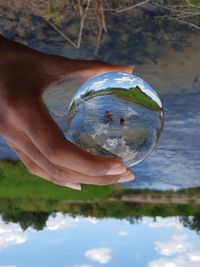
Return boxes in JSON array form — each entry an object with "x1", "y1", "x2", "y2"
[
  {"x1": 0, "y1": 213, "x2": 200, "y2": 267},
  {"x1": 67, "y1": 72, "x2": 164, "y2": 166}
]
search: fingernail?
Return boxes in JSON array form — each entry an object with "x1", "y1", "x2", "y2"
[
  {"x1": 64, "y1": 183, "x2": 81, "y2": 190},
  {"x1": 107, "y1": 165, "x2": 126, "y2": 175},
  {"x1": 118, "y1": 171, "x2": 135, "y2": 183}
]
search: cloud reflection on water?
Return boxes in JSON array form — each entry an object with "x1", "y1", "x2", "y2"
[
  {"x1": 0, "y1": 215, "x2": 200, "y2": 267},
  {"x1": 149, "y1": 234, "x2": 200, "y2": 267}
]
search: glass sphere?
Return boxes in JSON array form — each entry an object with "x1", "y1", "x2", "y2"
[{"x1": 67, "y1": 72, "x2": 164, "y2": 166}]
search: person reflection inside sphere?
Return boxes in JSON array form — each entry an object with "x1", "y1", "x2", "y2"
[{"x1": 104, "y1": 111, "x2": 113, "y2": 123}]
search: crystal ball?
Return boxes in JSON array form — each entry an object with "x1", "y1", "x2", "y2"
[{"x1": 67, "y1": 72, "x2": 164, "y2": 166}]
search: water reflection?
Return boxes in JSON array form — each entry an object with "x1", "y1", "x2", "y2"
[{"x1": 0, "y1": 213, "x2": 200, "y2": 267}]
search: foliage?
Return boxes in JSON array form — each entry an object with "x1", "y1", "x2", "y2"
[
  {"x1": 0, "y1": 160, "x2": 118, "y2": 201},
  {"x1": 0, "y1": 160, "x2": 200, "y2": 232},
  {"x1": 44, "y1": 1, "x2": 63, "y2": 26},
  {"x1": 0, "y1": 198, "x2": 200, "y2": 231}
]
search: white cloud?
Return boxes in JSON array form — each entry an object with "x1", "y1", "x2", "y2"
[
  {"x1": 102, "y1": 136, "x2": 138, "y2": 162},
  {"x1": 90, "y1": 79, "x2": 109, "y2": 90},
  {"x1": 114, "y1": 74, "x2": 162, "y2": 108},
  {"x1": 138, "y1": 83, "x2": 162, "y2": 107},
  {"x1": 46, "y1": 213, "x2": 80, "y2": 230},
  {"x1": 0, "y1": 217, "x2": 27, "y2": 250},
  {"x1": 118, "y1": 72, "x2": 129, "y2": 76},
  {"x1": 0, "y1": 265, "x2": 16, "y2": 267},
  {"x1": 115, "y1": 76, "x2": 137, "y2": 83},
  {"x1": 92, "y1": 123, "x2": 110, "y2": 136},
  {"x1": 85, "y1": 247, "x2": 112, "y2": 264},
  {"x1": 69, "y1": 265, "x2": 93, "y2": 267},
  {"x1": 149, "y1": 233, "x2": 200, "y2": 267},
  {"x1": 149, "y1": 255, "x2": 200, "y2": 267},
  {"x1": 155, "y1": 235, "x2": 192, "y2": 256},
  {"x1": 188, "y1": 251, "x2": 200, "y2": 262},
  {"x1": 85, "y1": 101, "x2": 98, "y2": 110},
  {"x1": 126, "y1": 107, "x2": 138, "y2": 116},
  {"x1": 118, "y1": 230, "x2": 128, "y2": 237},
  {"x1": 46, "y1": 214, "x2": 98, "y2": 231},
  {"x1": 85, "y1": 217, "x2": 98, "y2": 224},
  {"x1": 142, "y1": 217, "x2": 183, "y2": 230}
]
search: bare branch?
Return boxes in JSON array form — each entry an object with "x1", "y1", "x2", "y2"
[
  {"x1": 77, "y1": 0, "x2": 91, "y2": 48},
  {"x1": 153, "y1": 2, "x2": 200, "y2": 15},
  {"x1": 185, "y1": 0, "x2": 200, "y2": 8},
  {"x1": 177, "y1": 13, "x2": 200, "y2": 19},
  {"x1": 95, "y1": 27, "x2": 103, "y2": 55},
  {"x1": 116, "y1": 0, "x2": 150, "y2": 14},
  {"x1": 42, "y1": 18, "x2": 77, "y2": 48},
  {"x1": 96, "y1": 0, "x2": 107, "y2": 32},
  {"x1": 170, "y1": 17, "x2": 200, "y2": 30}
]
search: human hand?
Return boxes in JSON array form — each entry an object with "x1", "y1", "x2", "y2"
[{"x1": 0, "y1": 35, "x2": 135, "y2": 190}]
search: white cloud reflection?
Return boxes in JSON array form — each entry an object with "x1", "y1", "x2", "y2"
[
  {"x1": 138, "y1": 83, "x2": 162, "y2": 107},
  {"x1": 114, "y1": 73, "x2": 162, "y2": 107},
  {"x1": 0, "y1": 217, "x2": 27, "y2": 250},
  {"x1": 155, "y1": 234, "x2": 192, "y2": 256},
  {"x1": 118, "y1": 230, "x2": 128, "y2": 237},
  {"x1": 115, "y1": 76, "x2": 137, "y2": 83},
  {"x1": 85, "y1": 217, "x2": 98, "y2": 224},
  {"x1": 46, "y1": 214, "x2": 99, "y2": 231},
  {"x1": 149, "y1": 234, "x2": 200, "y2": 267},
  {"x1": 46, "y1": 213, "x2": 80, "y2": 230},
  {"x1": 149, "y1": 255, "x2": 200, "y2": 267},
  {"x1": 90, "y1": 79, "x2": 109, "y2": 90},
  {"x1": 142, "y1": 217, "x2": 183, "y2": 230},
  {"x1": 85, "y1": 247, "x2": 112, "y2": 264}
]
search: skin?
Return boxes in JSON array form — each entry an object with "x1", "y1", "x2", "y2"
[{"x1": 0, "y1": 35, "x2": 135, "y2": 190}]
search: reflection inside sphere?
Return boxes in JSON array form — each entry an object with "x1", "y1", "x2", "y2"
[{"x1": 67, "y1": 72, "x2": 164, "y2": 166}]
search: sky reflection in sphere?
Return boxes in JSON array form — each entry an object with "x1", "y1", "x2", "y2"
[{"x1": 67, "y1": 72, "x2": 164, "y2": 166}]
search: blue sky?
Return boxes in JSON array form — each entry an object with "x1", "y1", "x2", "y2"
[
  {"x1": 69, "y1": 72, "x2": 162, "y2": 110},
  {"x1": 0, "y1": 214, "x2": 200, "y2": 267}
]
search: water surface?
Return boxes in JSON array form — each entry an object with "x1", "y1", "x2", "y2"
[{"x1": 0, "y1": 213, "x2": 200, "y2": 267}]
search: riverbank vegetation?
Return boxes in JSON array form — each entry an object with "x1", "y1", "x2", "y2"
[{"x1": 0, "y1": 159, "x2": 200, "y2": 233}]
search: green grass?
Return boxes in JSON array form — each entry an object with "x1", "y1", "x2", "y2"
[
  {"x1": 72, "y1": 86, "x2": 162, "y2": 113},
  {"x1": 1, "y1": 160, "x2": 200, "y2": 204},
  {"x1": 0, "y1": 159, "x2": 200, "y2": 216},
  {"x1": 0, "y1": 160, "x2": 119, "y2": 201},
  {"x1": 1, "y1": 160, "x2": 200, "y2": 231},
  {"x1": 113, "y1": 87, "x2": 162, "y2": 112}
]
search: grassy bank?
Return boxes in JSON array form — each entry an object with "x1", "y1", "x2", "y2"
[
  {"x1": 0, "y1": 160, "x2": 121, "y2": 201},
  {"x1": 1, "y1": 160, "x2": 200, "y2": 205},
  {"x1": 1, "y1": 160, "x2": 200, "y2": 202},
  {"x1": 113, "y1": 87, "x2": 161, "y2": 112},
  {"x1": 0, "y1": 160, "x2": 200, "y2": 231},
  {"x1": 71, "y1": 86, "x2": 162, "y2": 114}
]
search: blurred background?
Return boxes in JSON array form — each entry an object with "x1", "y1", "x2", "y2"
[{"x1": 0, "y1": 1, "x2": 200, "y2": 266}]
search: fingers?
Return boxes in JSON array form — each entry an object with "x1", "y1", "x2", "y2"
[
  {"x1": 42, "y1": 54, "x2": 134, "y2": 83},
  {"x1": 5, "y1": 130, "x2": 135, "y2": 186},
  {"x1": 9, "y1": 145, "x2": 81, "y2": 190},
  {"x1": 91, "y1": 61, "x2": 134, "y2": 75},
  {"x1": 18, "y1": 100, "x2": 127, "y2": 176}
]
